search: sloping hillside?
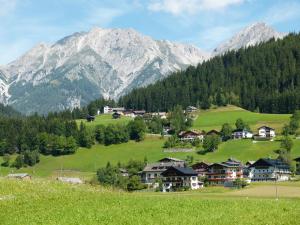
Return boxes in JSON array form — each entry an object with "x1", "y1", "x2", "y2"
[{"x1": 192, "y1": 105, "x2": 290, "y2": 132}]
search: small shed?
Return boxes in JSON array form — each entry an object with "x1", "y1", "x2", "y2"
[
  {"x1": 86, "y1": 115, "x2": 95, "y2": 122},
  {"x1": 7, "y1": 173, "x2": 31, "y2": 180},
  {"x1": 57, "y1": 177, "x2": 83, "y2": 184}
]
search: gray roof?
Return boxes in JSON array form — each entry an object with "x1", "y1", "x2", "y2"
[
  {"x1": 158, "y1": 157, "x2": 185, "y2": 162},
  {"x1": 7, "y1": 173, "x2": 30, "y2": 178},
  {"x1": 249, "y1": 158, "x2": 290, "y2": 170},
  {"x1": 143, "y1": 162, "x2": 182, "y2": 172},
  {"x1": 162, "y1": 166, "x2": 198, "y2": 176}
]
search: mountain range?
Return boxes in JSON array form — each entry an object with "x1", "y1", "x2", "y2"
[{"x1": 0, "y1": 22, "x2": 285, "y2": 114}]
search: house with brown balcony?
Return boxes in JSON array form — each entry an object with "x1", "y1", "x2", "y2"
[{"x1": 206, "y1": 158, "x2": 244, "y2": 187}]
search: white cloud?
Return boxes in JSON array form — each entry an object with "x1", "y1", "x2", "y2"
[
  {"x1": 0, "y1": 0, "x2": 17, "y2": 17},
  {"x1": 148, "y1": 0, "x2": 245, "y2": 15}
]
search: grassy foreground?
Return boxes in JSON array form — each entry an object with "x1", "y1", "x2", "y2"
[
  {"x1": 192, "y1": 105, "x2": 290, "y2": 132},
  {"x1": 0, "y1": 179, "x2": 300, "y2": 225}
]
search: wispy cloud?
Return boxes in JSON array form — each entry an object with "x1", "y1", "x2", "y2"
[
  {"x1": 264, "y1": 1, "x2": 300, "y2": 25},
  {"x1": 148, "y1": 0, "x2": 245, "y2": 15},
  {"x1": 0, "y1": 0, "x2": 18, "y2": 17}
]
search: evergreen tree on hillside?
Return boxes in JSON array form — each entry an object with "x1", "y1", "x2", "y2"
[{"x1": 119, "y1": 33, "x2": 300, "y2": 114}]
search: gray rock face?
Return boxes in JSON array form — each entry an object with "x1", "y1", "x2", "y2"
[
  {"x1": 212, "y1": 22, "x2": 286, "y2": 56},
  {"x1": 0, "y1": 28, "x2": 208, "y2": 114},
  {"x1": 0, "y1": 23, "x2": 285, "y2": 114}
]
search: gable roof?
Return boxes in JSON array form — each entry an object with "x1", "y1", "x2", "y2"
[
  {"x1": 7, "y1": 173, "x2": 30, "y2": 178},
  {"x1": 143, "y1": 162, "x2": 182, "y2": 172},
  {"x1": 209, "y1": 158, "x2": 243, "y2": 168},
  {"x1": 258, "y1": 126, "x2": 275, "y2": 131},
  {"x1": 232, "y1": 129, "x2": 252, "y2": 133},
  {"x1": 249, "y1": 158, "x2": 290, "y2": 170},
  {"x1": 161, "y1": 166, "x2": 197, "y2": 176},
  {"x1": 294, "y1": 157, "x2": 300, "y2": 162},
  {"x1": 206, "y1": 130, "x2": 221, "y2": 135},
  {"x1": 192, "y1": 161, "x2": 212, "y2": 167},
  {"x1": 158, "y1": 157, "x2": 185, "y2": 162}
]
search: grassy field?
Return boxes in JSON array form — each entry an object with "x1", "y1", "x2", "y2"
[
  {"x1": 192, "y1": 105, "x2": 291, "y2": 132},
  {"x1": 76, "y1": 114, "x2": 132, "y2": 129},
  {"x1": 1, "y1": 136, "x2": 300, "y2": 178},
  {"x1": 1, "y1": 178, "x2": 300, "y2": 225}
]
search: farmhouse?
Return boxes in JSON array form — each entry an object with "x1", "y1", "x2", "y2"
[
  {"x1": 7, "y1": 173, "x2": 31, "y2": 180},
  {"x1": 186, "y1": 106, "x2": 198, "y2": 113},
  {"x1": 192, "y1": 161, "x2": 211, "y2": 177},
  {"x1": 248, "y1": 158, "x2": 291, "y2": 181},
  {"x1": 178, "y1": 130, "x2": 205, "y2": 142},
  {"x1": 57, "y1": 177, "x2": 83, "y2": 184},
  {"x1": 123, "y1": 110, "x2": 135, "y2": 118},
  {"x1": 151, "y1": 112, "x2": 167, "y2": 119},
  {"x1": 161, "y1": 166, "x2": 201, "y2": 191},
  {"x1": 232, "y1": 129, "x2": 253, "y2": 139},
  {"x1": 256, "y1": 126, "x2": 276, "y2": 139},
  {"x1": 103, "y1": 106, "x2": 125, "y2": 114},
  {"x1": 206, "y1": 130, "x2": 221, "y2": 136},
  {"x1": 141, "y1": 158, "x2": 185, "y2": 185},
  {"x1": 206, "y1": 158, "x2": 244, "y2": 186},
  {"x1": 133, "y1": 110, "x2": 146, "y2": 117}
]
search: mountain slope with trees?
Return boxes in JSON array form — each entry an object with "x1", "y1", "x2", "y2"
[{"x1": 119, "y1": 33, "x2": 300, "y2": 114}]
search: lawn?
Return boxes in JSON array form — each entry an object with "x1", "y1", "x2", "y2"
[
  {"x1": 0, "y1": 179, "x2": 300, "y2": 225},
  {"x1": 2, "y1": 136, "x2": 300, "y2": 178},
  {"x1": 192, "y1": 105, "x2": 291, "y2": 132},
  {"x1": 76, "y1": 114, "x2": 132, "y2": 129}
]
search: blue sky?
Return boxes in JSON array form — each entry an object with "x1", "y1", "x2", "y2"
[{"x1": 1, "y1": 0, "x2": 300, "y2": 64}]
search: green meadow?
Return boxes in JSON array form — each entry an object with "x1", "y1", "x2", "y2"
[
  {"x1": 0, "y1": 178, "x2": 300, "y2": 225},
  {"x1": 192, "y1": 105, "x2": 291, "y2": 132},
  {"x1": 76, "y1": 114, "x2": 132, "y2": 129},
  {"x1": 1, "y1": 136, "x2": 300, "y2": 178}
]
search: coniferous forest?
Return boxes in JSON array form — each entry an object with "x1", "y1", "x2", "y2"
[{"x1": 119, "y1": 33, "x2": 300, "y2": 114}]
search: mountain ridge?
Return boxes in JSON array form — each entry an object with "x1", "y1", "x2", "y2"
[{"x1": 0, "y1": 22, "x2": 286, "y2": 114}]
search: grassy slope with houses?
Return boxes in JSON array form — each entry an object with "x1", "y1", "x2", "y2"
[
  {"x1": 1, "y1": 105, "x2": 299, "y2": 178},
  {"x1": 1, "y1": 178, "x2": 300, "y2": 225},
  {"x1": 192, "y1": 105, "x2": 291, "y2": 132}
]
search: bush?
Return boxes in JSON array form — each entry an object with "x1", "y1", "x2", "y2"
[
  {"x1": 233, "y1": 178, "x2": 248, "y2": 189},
  {"x1": 1, "y1": 154, "x2": 10, "y2": 167}
]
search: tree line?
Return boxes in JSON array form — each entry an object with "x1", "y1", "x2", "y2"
[{"x1": 118, "y1": 33, "x2": 300, "y2": 114}]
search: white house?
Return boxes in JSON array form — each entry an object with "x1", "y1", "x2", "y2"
[
  {"x1": 248, "y1": 158, "x2": 291, "y2": 181},
  {"x1": 57, "y1": 177, "x2": 83, "y2": 184},
  {"x1": 257, "y1": 126, "x2": 276, "y2": 138},
  {"x1": 103, "y1": 106, "x2": 125, "y2": 114},
  {"x1": 161, "y1": 167, "x2": 202, "y2": 191},
  {"x1": 232, "y1": 129, "x2": 253, "y2": 139},
  {"x1": 178, "y1": 130, "x2": 205, "y2": 142}
]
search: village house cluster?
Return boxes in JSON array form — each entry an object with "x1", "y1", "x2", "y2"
[
  {"x1": 139, "y1": 156, "x2": 291, "y2": 191},
  {"x1": 178, "y1": 126, "x2": 276, "y2": 143},
  {"x1": 100, "y1": 106, "x2": 167, "y2": 120}
]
